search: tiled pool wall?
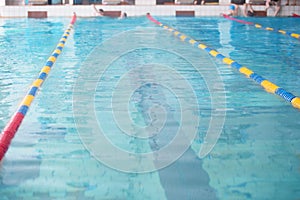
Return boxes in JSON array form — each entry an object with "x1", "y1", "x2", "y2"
[{"x1": 0, "y1": 4, "x2": 299, "y2": 17}]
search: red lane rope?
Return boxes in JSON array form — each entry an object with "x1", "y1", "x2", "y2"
[
  {"x1": 147, "y1": 13, "x2": 162, "y2": 25},
  {"x1": 222, "y1": 14, "x2": 254, "y2": 25},
  {"x1": 71, "y1": 12, "x2": 77, "y2": 24},
  {"x1": 0, "y1": 13, "x2": 77, "y2": 161},
  {"x1": 292, "y1": 13, "x2": 300, "y2": 17},
  {"x1": 0, "y1": 113, "x2": 24, "y2": 159}
]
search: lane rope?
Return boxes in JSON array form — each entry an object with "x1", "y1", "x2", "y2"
[
  {"x1": 0, "y1": 13, "x2": 77, "y2": 161},
  {"x1": 222, "y1": 14, "x2": 253, "y2": 25},
  {"x1": 146, "y1": 13, "x2": 300, "y2": 110},
  {"x1": 223, "y1": 14, "x2": 300, "y2": 40},
  {"x1": 292, "y1": 13, "x2": 300, "y2": 17}
]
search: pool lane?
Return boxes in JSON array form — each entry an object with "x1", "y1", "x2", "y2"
[
  {"x1": 146, "y1": 14, "x2": 300, "y2": 111},
  {"x1": 0, "y1": 13, "x2": 77, "y2": 161}
]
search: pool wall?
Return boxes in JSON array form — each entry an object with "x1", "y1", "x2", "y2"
[{"x1": 0, "y1": 4, "x2": 299, "y2": 17}]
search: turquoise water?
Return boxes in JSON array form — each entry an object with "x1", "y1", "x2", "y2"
[{"x1": 0, "y1": 16, "x2": 300, "y2": 199}]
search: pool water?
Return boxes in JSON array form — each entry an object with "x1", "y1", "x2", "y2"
[{"x1": 0, "y1": 16, "x2": 300, "y2": 199}]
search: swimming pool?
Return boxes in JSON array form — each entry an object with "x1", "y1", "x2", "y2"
[{"x1": 0, "y1": 16, "x2": 299, "y2": 199}]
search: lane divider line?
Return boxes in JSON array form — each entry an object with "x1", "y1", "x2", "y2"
[
  {"x1": 223, "y1": 14, "x2": 300, "y2": 40},
  {"x1": 0, "y1": 13, "x2": 77, "y2": 161},
  {"x1": 146, "y1": 13, "x2": 300, "y2": 110}
]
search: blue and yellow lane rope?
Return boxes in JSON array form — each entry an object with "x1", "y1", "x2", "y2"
[
  {"x1": 223, "y1": 14, "x2": 300, "y2": 40},
  {"x1": 147, "y1": 13, "x2": 300, "y2": 110},
  {"x1": 0, "y1": 13, "x2": 77, "y2": 161}
]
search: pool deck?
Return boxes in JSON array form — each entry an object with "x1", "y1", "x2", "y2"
[{"x1": 0, "y1": 4, "x2": 299, "y2": 17}]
